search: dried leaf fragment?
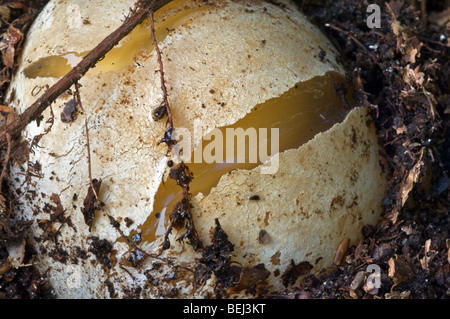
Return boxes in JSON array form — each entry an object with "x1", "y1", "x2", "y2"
[
  {"x1": 281, "y1": 260, "x2": 313, "y2": 287},
  {"x1": 81, "y1": 179, "x2": 103, "y2": 231},
  {"x1": 420, "y1": 239, "x2": 435, "y2": 270},
  {"x1": 49, "y1": 193, "x2": 65, "y2": 222},
  {"x1": 350, "y1": 270, "x2": 366, "y2": 291},
  {"x1": 392, "y1": 147, "x2": 425, "y2": 222},
  {"x1": 0, "y1": 6, "x2": 11, "y2": 23},
  {"x1": 0, "y1": 104, "x2": 15, "y2": 127},
  {"x1": 230, "y1": 263, "x2": 270, "y2": 293},
  {"x1": 334, "y1": 238, "x2": 350, "y2": 266},
  {"x1": 0, "y1": 104, "x2": 12, "y2": 114},
  {"x1": 60, "y1": 99, "x2": 77, "y2": 123},
  {"x1": 258, "y1": 230, "x2": 270, "y2": 245},
  {"x1": 388, "y1": 255, "x2": 413, "y2": 286},
  {"x1": 0, "y1": 24, "x2": 23, "y2": 68},
  {"x1": 0, "y1": 258, "x2": 10, "y2": 275},
  {"x1": 385, "y1": 291, "x2": 411, "y2": 299},
  {"x1": 6, "y1": 235, "x2": 25, "y2": 267},
  {"x1": 194, "y1": 219, "x2": 236, "y2": 289}
]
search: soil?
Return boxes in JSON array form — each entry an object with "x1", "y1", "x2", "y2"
[
  {"x1": 0, "y1": 0, "x2": 448, "y2": 299},
  {"x1": 288, "y1": 0, "x2": 450, "y2": 299}
]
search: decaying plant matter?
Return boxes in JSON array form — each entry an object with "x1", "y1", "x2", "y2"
[
  {"x1": 0, "y1": 0, "x2": 53, "y2": 298},
  {"x1": 288, "y1": 0, "x2": 449, "y2": 299}
]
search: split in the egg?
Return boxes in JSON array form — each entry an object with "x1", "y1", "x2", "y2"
[
  {"x1": 140, "y1": 71, "x2": 356, "y2": 244},
  {"x1": 19, "y1": 0, "x2": 356, "y2": 248}
]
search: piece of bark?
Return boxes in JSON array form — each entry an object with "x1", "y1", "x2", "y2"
[{"x1": 81, "y1": 178, "x2": 103, "y2": 231}]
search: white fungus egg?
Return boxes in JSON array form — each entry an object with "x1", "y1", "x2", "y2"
[{"x1": 7, "y1": 0, "x2": 387, "y2": 298}]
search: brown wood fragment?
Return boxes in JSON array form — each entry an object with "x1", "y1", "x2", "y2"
[
  {"x1": 81, "y1": 178, "x2": 103, "y2": 231},
  {"x1": 60, "y1": 99, "x2": 77, "y2": 123},
  {"x1": 281, "y1": 260, "x2": 313, "y2": 287},
  {"x1": 334, "y1": 238, "x2": 350, "y2": 266}
]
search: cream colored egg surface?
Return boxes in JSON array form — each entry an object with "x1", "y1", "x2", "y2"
[{"x1": 7, "y1": 0, "x2": 387, "y2": 298}]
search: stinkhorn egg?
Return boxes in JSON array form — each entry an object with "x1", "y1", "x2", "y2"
[{"x1": 7, "y1": 0, "x2": 387, "y2": 298}]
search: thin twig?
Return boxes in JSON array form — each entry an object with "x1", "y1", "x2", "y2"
[
  {"x1": 326, "y1": 23, "x2": 381, "y2": 66},
  {"x1": 73, "y1": 82, "x2": 85, "y2": 113},
  {"x1": 74, "y1": 82, "x2": 98, "y2": 199},
  {"x1": 0, "y1": 132, "x2": 11, "y2": 194},
  {"x1": 107, "y1": 213, "x2": 139, "y2": 250},
  {"x1": 84, "y1": 120, "x2": 96, "y2": 196},
  {"x1": 149, "y1": 11, "x2": 173, "y2": 128},
  {"x1": 148, "y1": 11, "x2": 203, "y2": 252}
]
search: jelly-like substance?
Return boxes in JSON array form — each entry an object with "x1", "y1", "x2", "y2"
[{"x1": 140, "y1": 71, "x2": 355, "y2": 243}]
